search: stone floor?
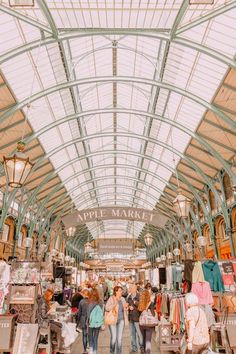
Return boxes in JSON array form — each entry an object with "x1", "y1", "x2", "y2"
[{"x1": 71, "y1": 325, "x2": 159, "y2": 354}]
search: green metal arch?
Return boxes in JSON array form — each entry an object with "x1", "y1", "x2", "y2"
[
  {"x1": 16, "y1": 148, "x2": 210, "y2": 237},
  {"x1": 0, "y1": 77, "x2": 235, "y2": 131},
  {"x1": 21, "y1": 108, "x2": 235, "y2": 182},
  {"x1": 0, "y1": 30, "x2": 235, "y2": 70}
]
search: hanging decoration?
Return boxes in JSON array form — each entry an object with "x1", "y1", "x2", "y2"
[
  {"x1": 173, "y1": 188, "x2": 191, "y2": 218},
  {"x1": 3, "y1": 141, "x2": 34, "y2": 188},
  {"x1": 144, "y1": 232, "x2": 153, "y2": 247}
]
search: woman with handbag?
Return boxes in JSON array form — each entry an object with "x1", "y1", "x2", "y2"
[
  {"x1": 138, "y1": 289, "x2": 157, "y2": 354},
  {"x1": 185, "y1": 293, "x2": 209, "y2": 354},
  {"x1": 105, "y1": 285, "x2": 128, "y2": 354}
]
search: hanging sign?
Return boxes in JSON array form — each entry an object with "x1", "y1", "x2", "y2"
[{"x1": 62, "y1": 207, "x2": 169, "y2": 228}]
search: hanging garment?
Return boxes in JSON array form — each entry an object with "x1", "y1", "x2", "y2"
[
  {"x1": 159, "y1": 267, "x2": 166, "y2": 285},
  {"x1": 166, "y1": 266, "x2": 173, "y2": 290},
  {"x1": 192, "y1": 261, "x2": 205, "y2": 283},
  {"x1": 152, "y1": 268, "x2": 160, "y2": 288},
  {"x1": 191, "y1": 281, "x2": 213, "y2": 305},
  {"x1": 202, "y1": 260, "x2": 224, "y2": 292},
  {"x1": 160, "y1": 294, "x2": 168, "y2": 315},
  {"x1": 184, "y1": 260, "x2": 194, "y2": 282},
  {"x1": 172, "y1": 264, "x2": 184, "y2": 289}
]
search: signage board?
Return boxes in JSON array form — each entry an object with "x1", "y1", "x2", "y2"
[{"x1": 62, "y1": 207, "x2": 168, "y2": 228}]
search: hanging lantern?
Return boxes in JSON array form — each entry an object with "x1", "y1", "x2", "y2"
[
  {"x1": 65, "y1": 255, "x2": 71, "y2": 262},
  {"x1": 23, "y1": 237, "x2": 33, "y2": 249},
  {"x1": 185, "y1": 242, "x2": 192, "y2": 252},
  {"x1": 173, "y1": 248, "x2": 180, "y2": 256},
  {"x1": 144, "y1": 233, "x2": 153, "y2": 247},
  {"x1": 65, "y1": 226, "x2": 76, "y2": 238},
  {"x1": 70, "y1": 257, "x2": 75, "y2": 264},
  {"x1": 58, "y1": 252, "x2": 65, "y2": 260},
  {"x1": 197, "y1": 236, "x2": 207, "y2": 247},
  {"x1": 173, "y1": 188, "x2": 191, "y2": 218},
  {"x1": 156, "y1": 257, "x2": 161, "y2": 263},
  {"x1": 84, "y1": 242, "x2": 92, "y2": 253},
  {"x1": 50, "y1": 248, "x2": 57, "y2": 257},
  {"x1": 3, "y1": 141, "x2": 34, "y2": 188},
  {"x1": 167, "y1": 252, "x2": 173, "y2": 259},
  {"x1": 161, "y1": 254, "x2": 166, "y2": 261}
]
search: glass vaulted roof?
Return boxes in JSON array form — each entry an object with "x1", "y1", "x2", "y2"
[{"x1": 0, "y1": 0, "x2": 235, "y2": 241}]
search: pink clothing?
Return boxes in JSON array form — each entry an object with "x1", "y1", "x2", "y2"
[{"x1": 191, "y1": 281, "x2": 213, "y2": 305}]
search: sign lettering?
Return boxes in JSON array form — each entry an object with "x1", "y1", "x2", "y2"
[{"x1": 62, "y1": 207, "x2": 168, "y2": 229}]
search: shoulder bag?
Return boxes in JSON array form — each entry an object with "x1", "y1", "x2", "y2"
[{"x1": 139, "y1": 302, "x2": 158, "y2": 327}]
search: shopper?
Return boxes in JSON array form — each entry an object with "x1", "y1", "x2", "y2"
[
  {"x1": 87, "y1": 287, "x2": 104, "y2": 354},
  {"x1": 77, "y1": 289, "x2": 90, "y2": 354},
  {"x1": 71, "y1": 286, "x2": 83, "y2": 312},
  {"x1": 127, "y1": 283, "x2": 144, "y2": 354},
  {"x1": 105, "y1": 285, "x2": 128, "y2": 354},
  {"x1": 185, "y1": 292, "x2": 210, "y2": 354},
  {"x1": 138, "y1": 289, "x2": 155, "y2": 354}
]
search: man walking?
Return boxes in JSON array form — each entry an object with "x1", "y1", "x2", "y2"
[{"x1": 127, "y1": 284, "x2": 144, "y2": 354}]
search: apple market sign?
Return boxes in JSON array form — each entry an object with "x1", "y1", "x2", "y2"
[{"x1": 62, "y1": 207, "x2": 168, "y2": 229}]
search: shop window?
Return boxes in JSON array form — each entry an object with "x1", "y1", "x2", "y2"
[
  {"x1": 203, "y1": 225, "x2": 212, "y2": 245},
  {"x1": 218, "y1": 219, "x2": 228, "y2": 240},
  {"x1": 223, "y1": 173, "x2": 233, "y2": 200},
  {"x1": 209, "y1": 190, "x2": 216, "y2": 211}
]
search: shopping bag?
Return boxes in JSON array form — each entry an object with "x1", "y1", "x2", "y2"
[
  {"x1": 139, "y1": 309, "x2": 158, "y2": 327},
  {"x1": 104, "y1": 306, "x2": 117, "y2": 325}
]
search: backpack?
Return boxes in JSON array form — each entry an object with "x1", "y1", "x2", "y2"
[{"x1": 89, "y1": 305, "x2": 104, "y2": 328}]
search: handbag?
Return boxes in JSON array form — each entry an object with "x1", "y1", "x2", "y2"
[
  {"x1": 104, "y1": 306, "x2": 117, "y2": 326},
  {"x1": 139, "y1": 303, "x2": 158, "y2": 327}
]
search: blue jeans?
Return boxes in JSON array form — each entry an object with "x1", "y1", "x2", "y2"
[
  {"x1": 130, "y1": 322, "x2": 144, "y2": 352},
  {"x1": 109, "y1": 319, "x2": 124, "y2": 354},
  {"x1": 89, "y1": 327, "x2": 100, "y2": 354}
]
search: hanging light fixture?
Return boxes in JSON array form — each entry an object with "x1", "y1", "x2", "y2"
[
  {"x1": 65, "y1": 255, "x2": 71, "y2": 262},
  {"x1": 167, "y1": 252, "x2": 173, "y2": 260},
  {"x1": 185, "y1": 242, "x2": 192, "y2": 253},
  {"x1": 144, "y1": 232, "x2": 153, "y2": 247},
  {"x1": 3, "y1": 141, "x2": 34, "y2": 188},
  {"x1": 173, "y1": 248, "x2": 180, "y2": 256},
  {"x1": 161, "y1": 254, "x2": 166, "y2": 261},
  {"x1": 65, "y1": 226, "x2": 76, "y2": 238},
  {"x1": 70, "y1": 257, "x2": 75, "y2": 264},
  {"x1": 197, "y1": 236, "x2": 207, "y2": 248},
  {"x1": 84, "y1": 241, "x2": 92, "y2": 253},
  {"x1": 23, "y1": 237, "x2": 33, "y2": 249},
  {"x1": 156, "y1": 257, "x2": 161, "y2": 263},
  {"x1": 173, "y1": 188, "x2": 191, "y2": 218}
]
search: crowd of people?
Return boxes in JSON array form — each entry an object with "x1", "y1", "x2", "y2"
[{"x1": 69, "y1": 276, "x2": 210, "y2": 354}]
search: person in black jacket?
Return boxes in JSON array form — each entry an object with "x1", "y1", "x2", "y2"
[
  {"x1": 77, "y1": 289, "x2": 90, "y2": 354},
  {"x1": 127, "y1": 284, "x2": 144, "y2": 354}
]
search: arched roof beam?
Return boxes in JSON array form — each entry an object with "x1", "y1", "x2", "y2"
[
  {"x1": 0, "y1": 76, "x2": 235, "y2": 134},
  {"x1": 19, "y1": 107, "x2": 235, "y2": 181},
  {"x1": 0, "y1": 30, "x2": 235, "y2": 70},
  {"x1": 0, "y1": 3, "x2": 53, "y2": 34}
]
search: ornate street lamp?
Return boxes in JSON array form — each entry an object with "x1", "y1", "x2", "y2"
[
  {"x1": 65, "y1": 226, "x2": 76, "y2": 238},
  {"x1": 144, "y1": 233, "x2": 153, "y2": 247},
  {"x1": 173, "y1": 188, "x2": 191, "y2": 218},
  {"x1": 3, "y1": 141, "x2": 34, "y2": 188}
]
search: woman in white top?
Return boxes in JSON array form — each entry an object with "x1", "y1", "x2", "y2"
[{"x1": 185, "y1": 292, "x2": 210, "y2": 354}]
